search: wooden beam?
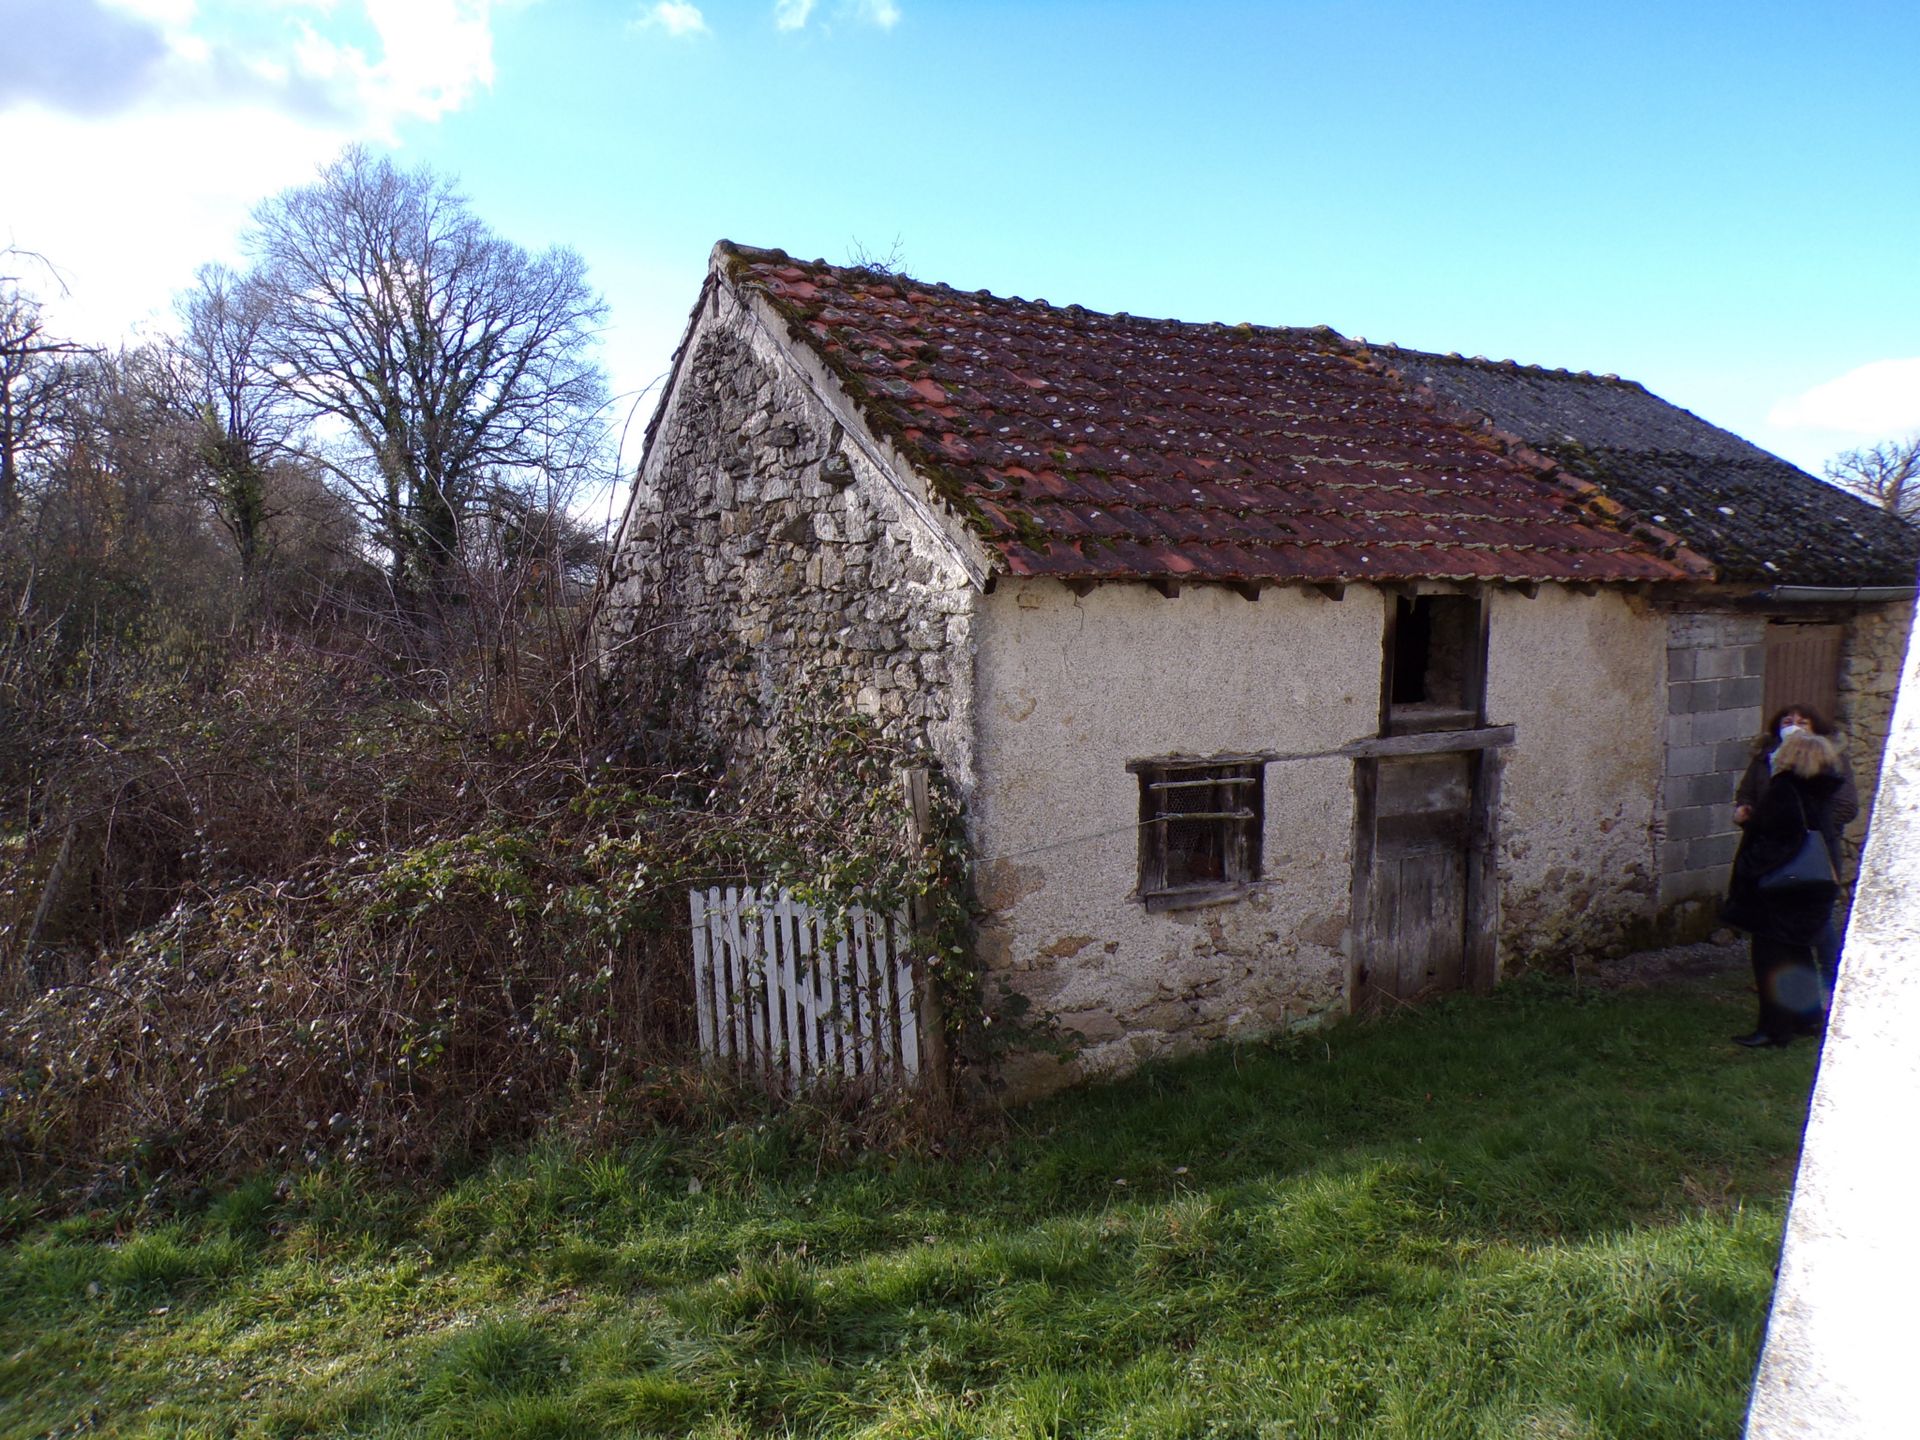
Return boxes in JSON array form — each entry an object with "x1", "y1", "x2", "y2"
[
  {"x1": 1377, "y1": 591, "x2": 1399, "y2": 737},
  {"x1": 1342, "y1": 724, "x2": 1517, "y2": 760},
  {"x1": 1349, "y1": 754, "x2": 1380, "y2": 1013},
  {"x1": 901, "y1": 766, "x2": 932, "y2": 840},
  {"x1": 1464, "y1": 748, "x2": 1505, "y2": 994},
  {"x1": 1512, "y1": 581, "x2": 1539, "y2": 599},
  {"x1": 898, "y1": 766, "x2": 951, "y2": 1113},
  {"x1": 1469, "y1": 588, "x2": 1492, "y2": 725},
  {"x1": 1310, "y1": 582, "x2": 1346, "y2": 602},
  {"x1": 1065, "y1": 578, "x2": 1097, "y2": 597},
  {"x1": 1149, "y1": 578, "x2": 1181, "y2": 599},
  {"x1": 1128, "y1": 727, "x2": 1518, "y2": 771},
  {"x1": 1126, "y1": 751, "x2": 1273, "y2": 774},
  {"x1": 1231, "y1": 580, "x2": 1261, "y2": 601}
]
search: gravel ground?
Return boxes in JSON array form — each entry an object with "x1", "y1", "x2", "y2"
[{"x1": 1563, "y1": 936, "x2": 1750, "y2": 991}]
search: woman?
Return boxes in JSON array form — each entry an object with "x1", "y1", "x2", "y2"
[
  {"x1": 1723, "y1": 729, "x2": 1845, "y2": 1047},
  {"x1": 1734, "y1": 704, "x2": 1858, "y2": 992}
]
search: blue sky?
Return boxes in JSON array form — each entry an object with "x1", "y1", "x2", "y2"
[{"x1": 6, "y1": 0, "x2": 1917, "y2": 526}]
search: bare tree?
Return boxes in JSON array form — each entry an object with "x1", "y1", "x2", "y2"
[
  {"x1": 1, "y1": 260, "x2": 93, "y2": 523},
  {"x1": 245, "y1": 148, "x2": 610, "y2": 593},
  {"x1": 176, "y1": 264, "x2": 301, "y2": 585},
  {"x1": 846, "y1": 234, "x2": 908, "y2": 276},
  {"x1": 1826, "y1": 435, "x2": 1920, "y2": 522}
]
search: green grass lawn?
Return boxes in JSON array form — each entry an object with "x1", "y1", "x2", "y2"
[{"x1": 0, "y1": 961, "x2": 1814, "y2": 1439}]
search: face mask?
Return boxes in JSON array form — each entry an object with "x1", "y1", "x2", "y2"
[{"x1": 1780, "y1": 723, "x2": 1812, "y2": 740}]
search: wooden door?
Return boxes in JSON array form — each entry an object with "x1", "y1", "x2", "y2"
[
  {"x1": 1764, "y1": 623, "x2": 1842, "y2": 724},
  {"x1": 1359, "y1": 752, "x2": 1473, "y2": 1003}
]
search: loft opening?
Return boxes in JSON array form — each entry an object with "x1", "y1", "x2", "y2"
[
  {"x1": 1387, "y1": 591, "x2": 1487, "y2": 734},
  {"x1": 1129, "y1": 756, "x2": 1267, "y2": 911}
]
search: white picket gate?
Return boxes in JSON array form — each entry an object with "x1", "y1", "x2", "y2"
[{"x1": 688, "y1": 886, "x2": 921, "y2": 1085}]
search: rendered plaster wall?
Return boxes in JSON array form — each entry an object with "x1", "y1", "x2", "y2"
[
  {"x1": 597, "y1": 287, "x2": 979, "y2": 786},
  {"x1": 970, "y1": 578, "x2": 1383, "y2": 1097},
  {"x1": 1657, "y1": 612, "x2": 1767, "y2": 919},
  {"x1": 1486, "y1": 587, "x2": 1669, "y2": 963}
]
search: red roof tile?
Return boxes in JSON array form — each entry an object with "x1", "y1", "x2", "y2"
[{"x1": 720, "y1": 244, "x2": 1711, "y2": 585}]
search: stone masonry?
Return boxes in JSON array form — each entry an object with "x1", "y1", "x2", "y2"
[
  {"x1": 596, "y1": 288, "x2": 979, "y2": 786},
  {"x1": 1832, "y1": 600, "x2": 1915, "y2": 899},
  {"x1": 1660, "y1": 611, "x2": 1765, "y2": 917}
]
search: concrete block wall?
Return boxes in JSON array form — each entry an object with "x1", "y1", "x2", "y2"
[{"x1": 1660, "y1": 612, "x2": 1766, "y2": 911}]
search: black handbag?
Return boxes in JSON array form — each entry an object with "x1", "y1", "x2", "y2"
[{"x1": 1756, "y1": 789, "x2": 1838, "y2": 894}]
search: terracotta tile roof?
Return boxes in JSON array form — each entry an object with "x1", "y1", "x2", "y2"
[
  {"x1": 1374, "y1": 348, "x2": 1920, "y2": 588},
  {"x1": 719, "y1": 243, "x2": 1710, "y2": 586}
]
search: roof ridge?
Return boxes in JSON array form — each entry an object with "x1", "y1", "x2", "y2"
[
  {"x1": 714, "y1": 239, "x2": 1349, "y2": 344},
  {"x1": 1367, "y1": 340, "x2": 1644, "y2": 390}
]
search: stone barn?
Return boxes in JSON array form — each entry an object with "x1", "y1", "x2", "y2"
[{"x1": 595, "y1": 242, "x2": 1916, "y2": 1095}]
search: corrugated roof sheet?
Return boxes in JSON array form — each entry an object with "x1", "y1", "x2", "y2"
[
  {"x1": 720, "y1": 244, "x2": 1709, "y2": 586},
  {"x1": 1374, "y1": 349, "x2": 1920, "y2": 588}
]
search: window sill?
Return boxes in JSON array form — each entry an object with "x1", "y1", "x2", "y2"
[
  {"x1": 1386, "y1": 705, "x2": 1481, "y2": 736},
  {"x1": 1137, "y1": 883, "x2": 1253, "y2": 914}
]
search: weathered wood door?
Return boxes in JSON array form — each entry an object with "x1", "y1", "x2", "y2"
[
  {"x1": 1358, "y1": 752, "x2": 1474, "y2": 1003},
  {"x1": 1764, "y1": 622, "x2": 1842, "y2": 725}
]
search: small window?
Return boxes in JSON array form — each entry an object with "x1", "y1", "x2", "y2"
[
  {"x1": 1132, "y1": 757, "x2": 1265, "y2": 910},
  {"x1": 1388, "y1": 593, "x2": 1484, "y2": 734}
]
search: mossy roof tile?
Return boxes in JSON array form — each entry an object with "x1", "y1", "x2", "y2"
[
  {"x1": 723, "y1": 243, "x2": 1723, "y2": 585},
  {"x1": 1375, "y1": 348, "x2": 1920, "y2": 588}
]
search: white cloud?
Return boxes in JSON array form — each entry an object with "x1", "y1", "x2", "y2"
[
  {"x1": 772, "y1": 0, "x2": 898, "y2": 31},
  {"x1": 3, "y1": 0, "x2": 503, "y2": 130},
  {"x1": 100, "y1": 0, "x2": 200, "y2": 23},
  {"x1": 0, "y1": 0, "x2": 511, "y2": 347},
  {"x1": 634, "y1": 1, "x2": 708, "y2": 37},
  {"x1": 359, "y1": 0, "x2": 497, "y2": 121},
  {"x1": 6, "y1": 103, "x2": 353, "y2": 342},
  {"x1": 1770, "y1": 359, "x2": 1920, "y2": 439}
]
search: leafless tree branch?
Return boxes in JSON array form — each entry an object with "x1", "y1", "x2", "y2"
[{"x1": 1826, "y1": 434, "x2": 1920, "y2": 522}]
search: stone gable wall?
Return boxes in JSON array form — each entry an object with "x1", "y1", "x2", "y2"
[
  {"x1": 1833, "y1": 600, "x2": 1914, "y2": 887},
  {"x1": 596, "y1": 291, "x2": 979, "y2": 786}
]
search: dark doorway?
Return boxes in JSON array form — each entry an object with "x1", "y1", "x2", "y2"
[{"x1": 1356, "y1": 587, "x2": 1501, "y2": 1007}]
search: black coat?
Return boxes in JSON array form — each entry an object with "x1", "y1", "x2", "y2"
[
  {"x1": 1723, "y1": 769, "x2": 1844, "y2": 945},
  {"x1": 1735, "y1": 744, "x2": 1859, "y2": 865}
]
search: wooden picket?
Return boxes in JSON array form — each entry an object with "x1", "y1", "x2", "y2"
[{"x1": 688, "y1": 886, "x2": 921, "y2": 1085}]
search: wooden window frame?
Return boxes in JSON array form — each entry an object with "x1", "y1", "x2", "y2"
[
  {"x1": 1128, "y1": 755, "x2": 1267, "y2": 912},
  {"x1": 1381, "y1": 589, "x2": 1490, "y2": 737}
]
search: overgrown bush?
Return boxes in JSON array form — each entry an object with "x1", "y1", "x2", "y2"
[
  {"x1": 1, "y1": 604, "x2": 978, "y2": 1198},
  {"x1": 3, "y1": 247, "x2": 982, "y2": 1204}
]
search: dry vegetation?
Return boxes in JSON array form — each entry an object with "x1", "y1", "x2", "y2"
[
  {"x1": 0, "y1": 442, "x2": 971, "y2": 1195},
  {"x1": 0, "y1": 182, "x2": 967, "y2": 1203}
]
